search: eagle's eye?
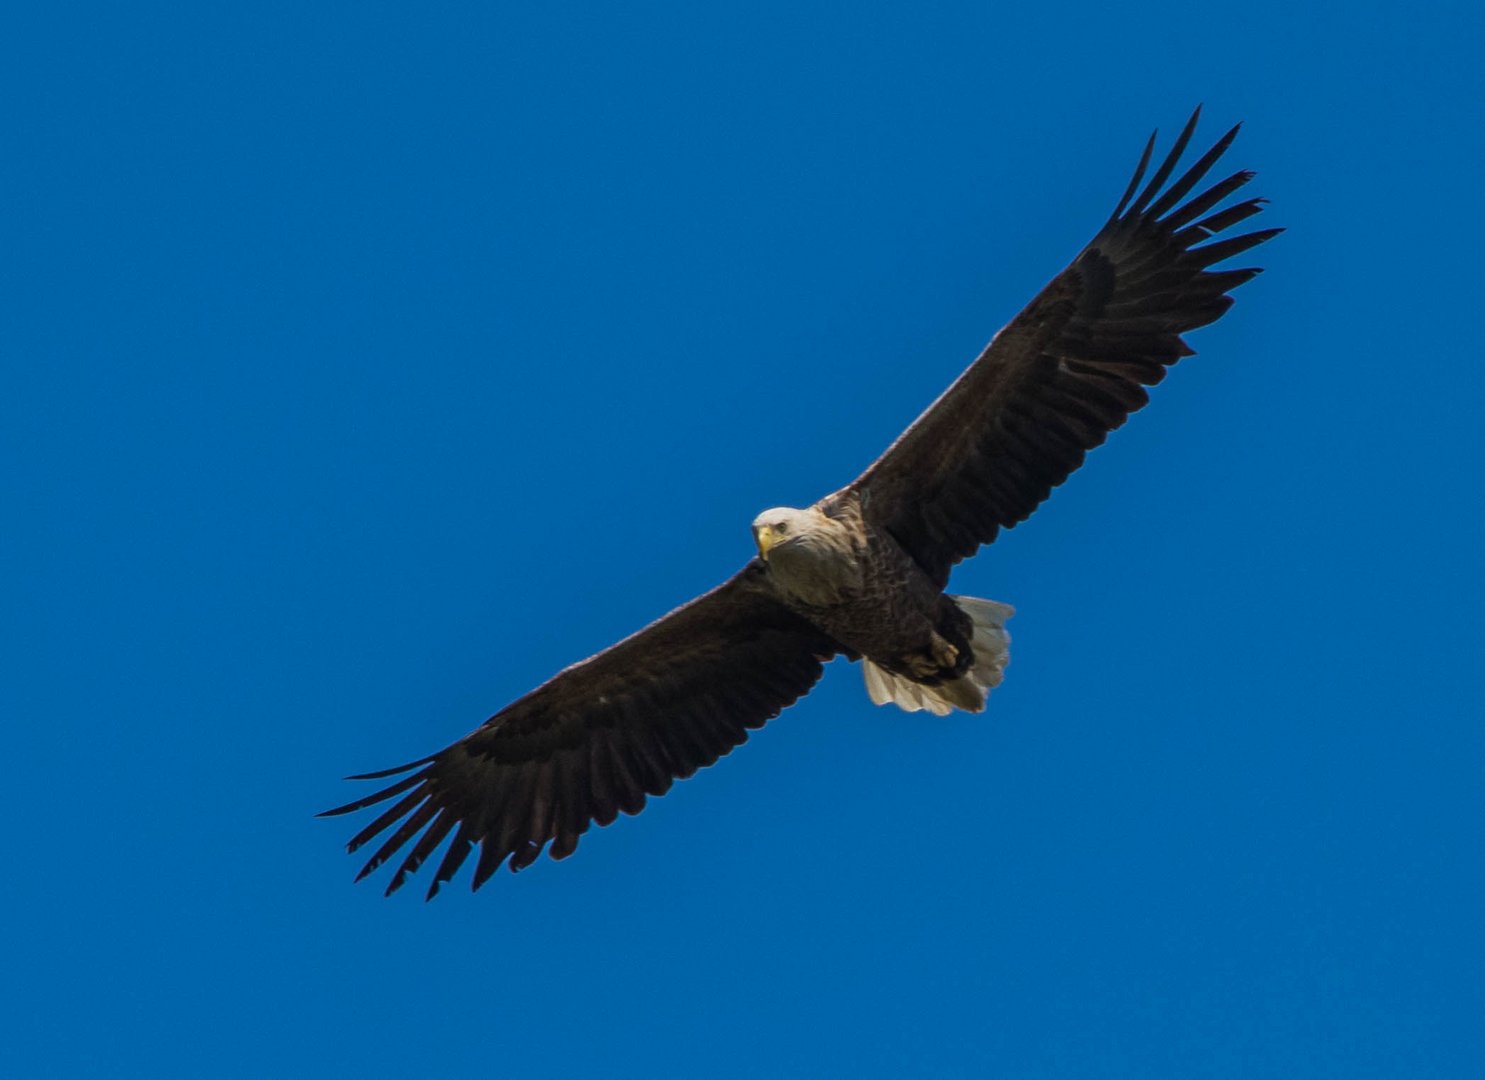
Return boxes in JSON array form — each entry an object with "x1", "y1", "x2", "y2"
[{"x1": 774, "y1": 521, "x2": 789, "y2": 535}]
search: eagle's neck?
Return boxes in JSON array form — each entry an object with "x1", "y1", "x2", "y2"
[{"x1": 766, "y1": 510, "x2": 864, "y2": 608}]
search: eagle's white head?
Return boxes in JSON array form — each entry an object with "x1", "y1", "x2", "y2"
[
  {"x1": 750, "y1": 506, "x2": 818, "y2": 561},
  {"x1": 750, "y1": 505, "x2": 861, "y2": 605}
]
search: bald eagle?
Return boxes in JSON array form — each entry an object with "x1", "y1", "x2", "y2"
[{"x1": 323, "y1": 108, "x2": 1278, "y2": 897}]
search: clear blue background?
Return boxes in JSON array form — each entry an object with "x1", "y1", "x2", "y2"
[{"x1": 5, "y1": 2, "x2": 1482, "y2": 1076}]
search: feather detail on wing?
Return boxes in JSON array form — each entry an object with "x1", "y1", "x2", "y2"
[
  {"x1": 320, "y1": 561, "x2": 838, "y2": 898},
  {"x1": 848, "y1": 107, "x2": 1281, "y2": 586}
]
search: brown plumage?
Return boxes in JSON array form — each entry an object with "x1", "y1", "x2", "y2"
[{"x1": 322, "y1": 108, "x2": 1278, "y2": 896}]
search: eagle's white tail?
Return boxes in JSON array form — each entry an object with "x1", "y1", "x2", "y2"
[{"x1": 862, "y1": 596, "x2": 1014, "y2": 716}]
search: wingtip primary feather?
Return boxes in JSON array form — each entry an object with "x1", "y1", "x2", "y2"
[
  {"x1": 317, "y1": 769, "x2": 429, "y2": 818},
  {"x1": 1109, "y1": 129, "x2": 1158, "y2": 222},
  {"x1": 1190, "y1": 226, "x2": 1285, "y2": 267},
  {"x1": 343, "y1": 755, "x2": 436, "y2": 782}
]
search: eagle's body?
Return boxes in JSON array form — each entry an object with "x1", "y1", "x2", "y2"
[
  {"x1": 753, "y1": 496, "x2": 1000, "y2": 715},
  {"x1": 324, "y1": 109, "x2": 1279, "y2": 897}
]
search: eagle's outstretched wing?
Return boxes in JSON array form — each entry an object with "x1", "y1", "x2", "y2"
[
  {"x1": 321, "y1": 561, "x2": 838, "y2": 897},
  {"x1": 847, "y1": 108, "x2": 1280, "y2": 586}
]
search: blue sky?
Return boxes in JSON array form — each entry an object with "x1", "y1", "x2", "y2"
[{"x1": 5, "y1": 2, "x2": 1483, "y2": 1076}]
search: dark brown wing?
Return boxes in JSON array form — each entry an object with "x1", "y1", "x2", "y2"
[
  {"x1": 321, "y1": 561, "x2": 838, "y2": 898},
  {"x1": 847, "y1": 108, "x2": 1280, "y2": 586}
]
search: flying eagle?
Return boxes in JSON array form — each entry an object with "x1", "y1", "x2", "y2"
[{"x1": 323, "y1": 108, "x2": 1278, "y2": 897}]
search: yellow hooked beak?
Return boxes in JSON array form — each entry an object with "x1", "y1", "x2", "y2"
[{"x1": 753, "y1": 523, "x2": 777, "y2": 559}]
